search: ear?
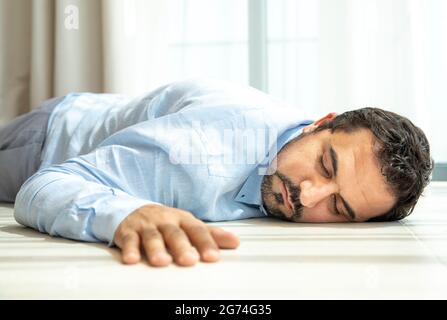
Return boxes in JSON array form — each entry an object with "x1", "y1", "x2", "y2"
[{"x1": 303, "y1": 112, "x2": 337, "y2": 134}]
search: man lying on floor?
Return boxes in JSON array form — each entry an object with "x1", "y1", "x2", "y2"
[{"x1": 1, "y1": 79, "x2": 433, "y2": 267}]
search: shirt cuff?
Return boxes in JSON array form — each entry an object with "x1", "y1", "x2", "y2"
[{"x1": 89, "y1": 190, "x2": 160, "y2": 247}]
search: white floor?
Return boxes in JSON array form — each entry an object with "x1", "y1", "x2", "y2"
[{"x1": 1, "y1": 182, "x2": 447, "y2": 299}]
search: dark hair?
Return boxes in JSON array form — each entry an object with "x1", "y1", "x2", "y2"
[{"x1": 314, "y1": 107, "x2": 433, "y2": 221}]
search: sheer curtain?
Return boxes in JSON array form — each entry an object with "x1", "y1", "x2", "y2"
[
  {"x1": 0, "y1": 0, "x2": 168, "y2": 125},
  {"x1": 166, "y1": 0, "x2": 446, "y2": 164},
  {"x1": 266, "y1": 0, "x2": 447, "y2": 163},
  {"x1": 166, "y1": 0, "x2": 249, "y2": 86},
  {"x1": 1, "y1": 0, "x2": 445, "y2": 163}
]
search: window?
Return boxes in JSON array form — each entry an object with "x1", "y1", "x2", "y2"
[
  {"x1": 166, "y1": 0, "x2": 447, "y2": 171},
  {"x1": 168, "y1": 0, "x2": 249, "y2": 86}
]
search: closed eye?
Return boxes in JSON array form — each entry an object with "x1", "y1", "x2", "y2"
[
  {"x1": 319, "y1": 154, "x2": 331, "y2": 178},
  {"x1": 332, "y1": 194, "x2": 341, "y2": 216},
  {"x1": 320, "y1": 153, "x2": 343, "y2": 217}
]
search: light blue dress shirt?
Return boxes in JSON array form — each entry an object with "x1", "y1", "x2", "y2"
[{"x1": 14, "y1": 78, "x2": 313, "y2": 245}]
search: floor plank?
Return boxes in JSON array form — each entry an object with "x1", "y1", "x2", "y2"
[{"x1": 1, "y1": 182, "x2": 447, "y2": 299}]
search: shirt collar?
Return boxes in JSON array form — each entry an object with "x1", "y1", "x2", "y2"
[{"x1": 234, "y1": 120, "x2": 313, "y2": 214}]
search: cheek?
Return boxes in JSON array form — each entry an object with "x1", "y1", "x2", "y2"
[
  {"x1": 278, "y1": 142, "x2": 319, "y2": 174},
  {"x1": 278, "y1": 147, "x2": 306, "y2": 172},
  {"x1": 278, "y1": 157, "x2": 311, "y2": 180}
]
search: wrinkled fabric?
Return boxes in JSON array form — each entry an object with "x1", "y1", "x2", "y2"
[
  {"x1": 14, "y1": 78, "x2": 313, "y2": 245},
  {"x1": 0, "y1": 97, "x2": 64, "y2": 202}
]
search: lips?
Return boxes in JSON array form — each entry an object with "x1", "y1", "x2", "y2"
[{"x1": 280, "y1": 180, "x2": 294, "y2": 212}]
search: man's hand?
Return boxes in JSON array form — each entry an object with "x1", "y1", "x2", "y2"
[{"x1": 113, "y1": 204, "x2": 240, "y2": 267}]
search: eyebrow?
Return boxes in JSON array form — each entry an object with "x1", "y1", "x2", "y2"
[{"x1": 329, "y1": 145, "x2": 357, "y2": 221}]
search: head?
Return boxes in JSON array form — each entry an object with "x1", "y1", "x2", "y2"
[{"x1": 261, "y1": 107, "x2": 433, "y2": 223}]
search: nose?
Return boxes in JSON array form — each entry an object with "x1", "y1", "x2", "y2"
[{"x1": 299, "y1": 179, "x2": 338, "y2": 208}]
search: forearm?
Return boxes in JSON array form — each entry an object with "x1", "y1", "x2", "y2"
[{"x1": 14, "y1": 168, "x2": 153, "y2": 245}]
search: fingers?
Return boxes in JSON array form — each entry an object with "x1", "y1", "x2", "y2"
[
  {"x1": 208, "y1": 226, "x2": 240, "y2": 249},
  {"x1": 113, "y1": 206, "x2": 240, "y2": 268},
  {"x1": 183, "y1": 223, "x2": 220, "y2": 263},
  {"x1": 160, "y1": 224, "x2": 199, "y2": 266},
  {"x1": 119, "y1": 231, "x2": 141, "y2": 264},
  {"x1": 141, "y1": 227, "x2": 172, "y2": 267}
]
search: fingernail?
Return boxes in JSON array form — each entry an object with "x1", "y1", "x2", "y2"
[
  {"x1": 151, "y1": 252, "x2": 172, "y2": 266},
  {"x1": 124, "y1": 252, "x2": 139, "y2": 264},
  {"x1": 179, "y1": 250, "x2": 199, "y2": 266},
  {"x1": 203, "y1": 249, "x2": 219, "y2": 261}
]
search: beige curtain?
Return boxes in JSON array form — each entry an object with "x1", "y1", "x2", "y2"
[{"x1": 0, "y1": 0, "x2": 168, "y2": 126}]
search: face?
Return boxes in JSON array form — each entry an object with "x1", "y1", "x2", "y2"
[{"x1": 261, "y1": 126, "x2": 396, "y2": 223}]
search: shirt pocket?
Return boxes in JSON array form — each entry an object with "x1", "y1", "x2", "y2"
[{"x1": 193, "y1": 120, "x2": 239, "y2": 178}]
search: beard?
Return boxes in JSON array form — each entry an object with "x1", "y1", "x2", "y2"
[
  {"x1": 261, "y1": 171, "x2": 304, "y2": 221},
  {"x1": 260, "y1": 129, "x2": 313, "y2": 221}
]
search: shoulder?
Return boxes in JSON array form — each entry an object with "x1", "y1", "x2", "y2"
[{"x1": 161, "y1": 77, "x2": 267, "y2": 99}]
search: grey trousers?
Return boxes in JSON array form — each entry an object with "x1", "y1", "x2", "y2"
[{"x1": 0, "y1": 96, "x2": 64, "y2": 202}]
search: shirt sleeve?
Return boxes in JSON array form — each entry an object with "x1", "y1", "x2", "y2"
[
  {"x1": 14, "y1": 145, "x2": 159, "y2": 247},
  {"x1": 13, "y1": 79, "x2": 207, "y2": 246}
]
